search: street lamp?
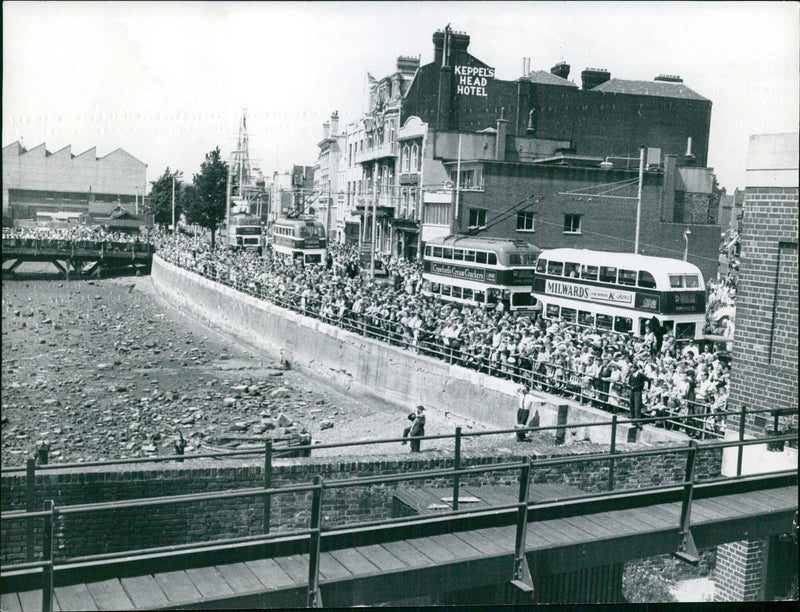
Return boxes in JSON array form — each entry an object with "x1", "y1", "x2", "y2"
[
  {"x1": 171, "y1": 171, "x2": 183, "y2": 239},
  {"x1": 683, "y1": 228, "x2": 691, "y2": 262}
]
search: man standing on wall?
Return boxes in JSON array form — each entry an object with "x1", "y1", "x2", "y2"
[
  {"x1": 629, "y1": 361, "x2": 650, "y2": 430},
  {"x1": 409, "y1": 405, "x2": 426, "y2": 452}
]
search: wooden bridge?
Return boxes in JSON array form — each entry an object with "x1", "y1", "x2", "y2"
[
  {"x1": 1, "y1": 432, "x2": 797, "y2": 609},
  {"x1": 1, "y1": 239, "x2": 153, "y2": 278}
]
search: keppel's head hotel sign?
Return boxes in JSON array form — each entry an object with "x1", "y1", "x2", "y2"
[{"x1": 455, "y1": 65, "x2": 494, "y2": 97}]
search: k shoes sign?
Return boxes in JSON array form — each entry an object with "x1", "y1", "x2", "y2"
[{"x1": 455, "y1": 65, "x2": 495, "y2": 97}]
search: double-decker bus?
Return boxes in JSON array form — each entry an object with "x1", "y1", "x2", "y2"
[
  {"x1": 223, "y1": 215, "x2": 264, "y2": 252},
  {"x1": 421, "y1": 235, "x2": 540, "y2": 312},
  {"x1": 270, "y1": 217, "x2": 327, "y2": 265},
  {"x1": 532, "y1": 248, "x2": 706, "y2": 340}
]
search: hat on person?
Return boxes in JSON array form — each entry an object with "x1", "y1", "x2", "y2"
[{"x1": 416, "y1": 405, "x2": 425, "y2": 412}]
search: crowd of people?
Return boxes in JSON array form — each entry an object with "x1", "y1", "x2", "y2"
[
  {"x1": 155, "y1": 229, "x2": 733, "y2": 439},
  {"x1": 2, "y1": 225, "x2": 152, "y2": 248}
]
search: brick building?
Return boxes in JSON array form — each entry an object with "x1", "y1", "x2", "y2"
[
  {"x1": 717, "y1": 133, "x2": 798, "y2": 601},
  {"x1": 2, "y1": 141, "x2": 148, "y2": 225},
  {"x1": 342, "y1": 26, "x2": 721, "y2": 269}
]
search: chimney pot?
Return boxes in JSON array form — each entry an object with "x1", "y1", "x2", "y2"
[{"x1": 581, "y1": 68, "x2": 611, "y2": 90}]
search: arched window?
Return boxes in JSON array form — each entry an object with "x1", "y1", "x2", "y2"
[
  {"x1": 410, "y1": 144, "x2": 419, "y2": 172},
  {"x1": 402, "y1": 145, "x2": 410, "y2": 173}
]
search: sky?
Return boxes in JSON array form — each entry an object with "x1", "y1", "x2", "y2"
[{"x1": 3, "y1": 1, "x2": 798, "y2": 191}]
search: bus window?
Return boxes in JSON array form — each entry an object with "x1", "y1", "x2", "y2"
[
  {"x1": 527, "y1": 254, "x2": 538, "y2": 265},
  {"x1": 596, "y1": 314, "x2": 613, "y2": 330},
  {"x1": 453, "y1": 249, "x2": 464, "y2": 261},
  {"x1": 425, "y1": 245, "x2": 432, "y2": 257},
  {"x1": 487, "y1": 253, "x2": 497, "y2": 265},
  {"x1": 463, "y1": 288, "x2": 473, "y2": 301},
  {"x1": 684, "y1": 275, "x2": 700, "y2": 288},
  {"x1": 546, "y1": 304, "x2": 560, "y2": 318},
  {"x1": 509, "y1": 254, "x2": 521, "y2": 265},
  {"x1": 431, "y1": 282, "x2": 441, "y2": 294},
  {"x1": 536, "y1": 258, "x2": 547, "y2": 273},
  {"x1": 639, "y1": 318, "x2": 650, "y2": 335},
  {"x1": 433, "y1": 247, "x2": 443, "y2": 258},
  {"x1": 638, "y1": 270, "x2": 657, "y2": 288},
  {"x1": 618, "y1": 269, "x2": 637, "y2": 286},
  {"x1": 578, "y1": 311, "x2": 595, "y2": 327},
  {"x1": 614, "y1": 316, "x2": 632, "y2": 333},
  {"x1": 562, "y1": 307, "x2": 577, "y2": 323},
  {"x1": 581, "y1": 265, "x2": 598, "y2": 281},
  {"x1": 661, "y1": 320, "x2": 674, "y2": 334},
  {"x1": 443, "y1": 248, "x2": 452, "y2": 259},
  {"x1": 599, "y1": 266, "x2": 617, "y2": 283},
  {"x1": 511, "y1": 292, "x2": 534, "y2": 307},
  {"x1": 476, "y1": 251, "x2": 487, "y2": 264},
  {"x1": 564, "y1": 262, "x2": 580, "y2": 278},
  {"x1": 451, "y1": 286, "x2": 462, "y2": 299},
  {"x1": 474, "y1": 289, "x2": 485, "y2": 303},
  {"x1": 669, "y1": 275, "x2": 684, "y2": 288},
  {"x1": 547, "y1": 261, "x2": 564, "y2": 276},
  {"x1": 441, "y1": 284, "x2": 452, "y2": 297},
  {"x1": 675, "y1": 322, "x2": 696, "y2": 340},
  {"x1": 464, "y1": 250, "x2": 476, "y2": 263}
]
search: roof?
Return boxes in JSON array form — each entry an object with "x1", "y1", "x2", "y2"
[
  {"x1": 592, "y1": 78, "x2": 709, "y2": 101},
  {"x1": 427, "y1": 234, "x2": 540, "y2": 253},
  {"x1": 526, "y1": 70, "x2": 578, "y2": 87}
]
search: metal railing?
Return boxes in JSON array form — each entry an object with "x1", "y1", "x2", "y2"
[{"x1": 2, "y1": 432, "x2": 796, "y2": 610}]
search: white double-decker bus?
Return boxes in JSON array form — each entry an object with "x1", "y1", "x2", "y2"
[
  {"x1": 532, "y1": 248, "x2": 706, "y2": 340},
  {"x1": 422, "y1": 235, "x2": 540, "y2": 312}
]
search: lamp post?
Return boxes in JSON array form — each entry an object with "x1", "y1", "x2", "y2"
[
  {"x1": 634, "y1": 145, "x2": 645, "y2": 255},
  {"x1": 683, "y1": 228, "x2": 691, "y2": 262}
]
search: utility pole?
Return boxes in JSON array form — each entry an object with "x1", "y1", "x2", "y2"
[
  {"x1": 450, "y1": 134, "x2": 462, "y2": 235},
  {"x1": 370, "y1": 168, "x2": 378, "y2": 277},
  {"x1": 634, "y1": 145, "x2": 645, "y2": 254},
  {"x1": 171, "y1": 175, "x2": 176, "y2": 242}
]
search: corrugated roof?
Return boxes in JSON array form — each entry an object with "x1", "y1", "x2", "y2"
[
  {"x1": 526, "y1": 70, "x2": 578, "y2": 87},
  {"x1": 592, "y1": 78, "x2": 709, "y2": 101}
]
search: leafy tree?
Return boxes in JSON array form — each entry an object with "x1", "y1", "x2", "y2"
[
  {"x1": 184, "y1": 147, "x2": 228, "y2": 250},
  {"x1": 147, "y1": 167, "x2": 184, "y2": 227}
]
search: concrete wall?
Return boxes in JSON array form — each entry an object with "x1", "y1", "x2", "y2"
[{"x1": 150, "y1": 255, "x2": 685, "y2": 447}]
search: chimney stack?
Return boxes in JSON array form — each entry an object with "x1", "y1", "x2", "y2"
[
  {"x1": 495, "y1": 109, "x2": 508, "y2": 161},
  {"x1": 581, "y1": 68, "x2": 611, "y2": 90},
  {"x1": 330, "y1": 111, "x2": 339, "y2": 136},
  {"x1": 322, "y1": 121, "x2": 330, "y2": 139},
  {"x1": 654, "y1": 74, "x2": 683, "y2": 83},
  {"x1": 551, "y1": 61, "x2": 570, "y2": 80}
]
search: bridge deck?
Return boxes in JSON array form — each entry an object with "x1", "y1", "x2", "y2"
[{"x1": 2, "y1": 485, "x2": 795, "y2": 610}]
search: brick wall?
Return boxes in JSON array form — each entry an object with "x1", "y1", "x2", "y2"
[
  {"x1": 715, "y1": 540, "x2": 766, "y2": 601},
  {"x1": 728, "y1": 186, "x2": 799, "y2": 436},
  {"x1": 1, "y1": 445, "x2": 722, "y2": 564}
]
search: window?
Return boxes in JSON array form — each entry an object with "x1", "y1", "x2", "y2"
[
  {"x1": 578, "y1": 311, "x2": 595, "y2": 327},
  {"x1": 675, "y1": 322, "x2": 696, "y2": 340},
  {"x1": 564, "y1": 262, "x2": 580, "y2": 278},
  {"x1": 451, "y1": 286, "x2": 462, "y2": 299},
  {"x1": 453, "y1": 249, "x2": 464, "y2": 261},
  {"x1": 410, "y1": 144, "x2": 419, "y2": 172},
  {"x1": 469, "y1": 208, "x2": 487, "y2": 228},
  {"x1": 536, "y1": 258, "x2": 548, "y2": 273},
  {"x1": 441, "y1": 284, "x2": 452, "y2": 297},
  {"x1": 547, "y1": 261, "x2": 564, "y2": 276},
  {"x1": 474, "y1": 289, "x2": 485, "y2": 303},
  {"x1": 512, "y1": 292, "x2": 534, "y2": 307},
  {"x1": 596, "y1": 314, "x2": 613, "y2": 330},
  {"x1": 402, "y1": 145, "x2": 410, "y2": 173},
  {"x1": 476, "y1": 251, "x2": 487, "y2": 264},
  {"x1": 564, "y1": 214, "x2": 582, "y2": 234},
  {"x1": 546, "y1": 304, "x2": 560, "y2": 318},
  {"x1": 443, "y1": 248, "x2": 452, "y2": 259},
  {"x1": 487, "y1": 253, "x2": 497, "y2": 265},
  {"x1": 463, "y1": 288, "x2": 473, "y2": 301},
  {"x1": 614, "y1": 316, "x2": 633, "y2": 333},
  {"x1": 638, "y1": 271, "x2": 657, "y2": 288},
  {"x1": 684, "y1": 275, "x2": 700, "y2": 288},
  {"x1": 464, "y1": 250, "x2": 476, "y2": 263},
  {"x1": 561, "y1": 308, "x2": 577, "y2": 323},
  {"x1": 669, "y1": 275, "x2": 684, "y2": 288},
  {"x1": 599, "y1": 266, "x2": 617, "y2": 283},
  {"x1": 425, "y1": 246, "x2": 432, "y2": 257},
  {"x1": 517, "y1": 211, "x2": 536, "y2": 231},
  {"x1": 618, "y1": 269, "x2": 637, "y2": 286},
  {"x1": 432, "y1": 246, "x2": 443, "y2": 258},
  {"x1": 581, "y1": 265, "x2": 598, "y2": 280}
]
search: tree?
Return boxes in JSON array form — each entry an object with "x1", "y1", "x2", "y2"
[
  {"x1": 184, "y1": 147, "x2": 228, "y2": 250},
  {"x1": 147, "y1": 167, "x2": 184, "y2": 227}
]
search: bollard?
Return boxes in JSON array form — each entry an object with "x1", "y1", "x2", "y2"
[
  {"x1": 736, "y1": 406, "x2": 746, "y2": 476},
  {"x1": 608, "y1": 415, "x2": 617, "y2": 491},
  {"x1": 555, "y1": 404, "x2": 569, "y2": 445},
  {"x1": 452, "y1": 427, "x2": 462, "y2": 511},
  {"x1": 264, "y1": 440, "x2": 272, "y2": 534}
]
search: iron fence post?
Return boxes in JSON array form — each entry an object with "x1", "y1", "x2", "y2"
[
  {"x1": 452, "y1": 427, "x2": 462, "y2": 511},
  {"x1": 675, "y1": 441, "x2": 699, "y2": 565},
  {"x1": 737, "y1": 406, "x2": 747, "y2": 476},
  {"x1": 307, "y1": 476, "x2": 323, "y2": 608},
  {"x1": 608, "y1": 415, "x2": 617, "y2": 491},
  {"x1": 26, "y1": 457, "x2": 36, "y2": 562},
  {"x1": 41, "y1": 500, "x2": 55, "y2": 612},
  {"x1": 513, "y1": 457, "x2": 532, "y2": 580},
  {"x1": 264, "y1": 440, "x2": 272, "y2": 534}
]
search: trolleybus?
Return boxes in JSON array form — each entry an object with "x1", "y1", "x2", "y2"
[
  {"x1": 222, "y1": 215, "x2": 264, "y2": 252},
  {"x1": 422, "y1": 235, "x2": 540, "y2": 312},
  {"x1": 532, "y1": 248, "x2": 706, "y2": 340},
  {"x1": 270, "y1": 217, "x2": 327, "y2": 265}
]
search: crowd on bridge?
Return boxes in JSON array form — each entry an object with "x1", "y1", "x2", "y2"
[
  {"x1": 2, "y1": 225, "x2": 153, "y2": 248},
  {"x1": 155, "y1": 229, "x2": 734, "y2": 439}
]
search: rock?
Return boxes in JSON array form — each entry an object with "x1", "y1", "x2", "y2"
[
  {"x1": 96, "y1": 363, "x2": 113, "y2": 371},
  {"x1": 320, "y1": 421, "x2": 334, "y2": 430},
  {"x1": 230, "y1": 422, "x2": 249, "y2": 432},
  {"x1": 247, "y1": 385, "x2": 260, "y2": 395},
  {"x1": 141, "y1": 444, "x2": 156, "y2": 453},
  {"x1": 277, "y1": 413, "x2": 293, "y2": 427},
  {"x1": 251, "y1": 423, "x2": 266, "y2": 434},
  {"x1": 223, "y1": 397, "x2": 237, "y2": 407},
  {"x1": 270, "y1": 387, "x2": 290, "y2": 398}
]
